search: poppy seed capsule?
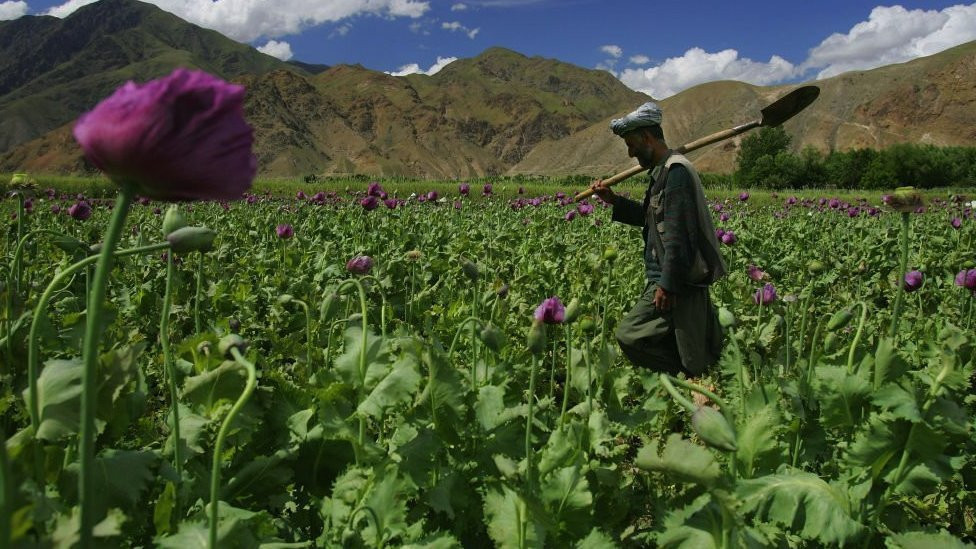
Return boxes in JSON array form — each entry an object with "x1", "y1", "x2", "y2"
[
  {"x1": 564, "y1": 298, "x2": 581, "y2": 323},
  {"x1": 691, "y1": 406, "x2": 738, "y2": 452},
  {"x1": 527, "y1": 321, "x2": 547, "y2": 355},
  {"x1": 888, "y1": 186, "x2": 923, "y2": 213},
  {"x1": 461, "y1": 258, "x2": 480, "y2": 281},
  {"x1": 277, "y1": 294, "x2": 293, "y2": 304},
  {"x1": 603, "y1": 247, "x2": 618, "y2": 263},
  {"x1": 166, "y1": 226, "x2": 216, "y2": 253},
  {"x1": 218, "y1": 334, "x2": 247, "y2": 358},
  {"x1": 827, "y1": 309, "x2": 854, "y2": 331},
  {"x1": 718, "y1": 307, "x2": 736, "y2": 328},
  {"x1": 480, "y1": 323, "x2": 504, "y2": 353},
  {"x1": 162, "y1": 205, "x2": 186, "y2": 236},
  {"x1": 579, "y1": 317, "x2": 596, "y2": 333},
  {"x1": 824, "y1": 332, "x2": 840, "y2": 352}
]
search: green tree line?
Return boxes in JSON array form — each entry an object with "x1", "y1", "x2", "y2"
[{"x1": 734, "y1": 126, "x2": 976, "y2": 189}]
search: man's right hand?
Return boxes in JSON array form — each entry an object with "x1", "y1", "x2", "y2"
[{"x1": 589, "y1": 179, "x2": 615, "y2": 204}]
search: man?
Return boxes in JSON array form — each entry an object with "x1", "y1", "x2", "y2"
[{"x1": 589, "y1": 102, "x2": 726, "y2": 377}]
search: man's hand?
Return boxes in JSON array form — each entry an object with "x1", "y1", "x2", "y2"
[
  {"x1": 588, "y1": 179, "x2": 616, "y2": 204},
  {"x1": 653, "y1": 286, "x2": 676, "y2": 311}
]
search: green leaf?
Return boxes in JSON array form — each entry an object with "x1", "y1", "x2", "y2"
[
  {"x1": 736, "y1": 405, "x2": 785, "y2": 477},
  {"x1": 401, "y1": 531, "x2": 463, "y2": 548},
  {"x1": 418, "y1": 346, "x2": 468, "y2": 442},
  {"x1": 872, "y1": 383, "x2": 922, "y2": 422},
  {"x1": 26, "y1": 358, "x2": 83, "y2": 441},
  {"x1": 164, "y1": 404, "x2": 209, "y2": 461},
  {"x1": 334, "y1": 326, "x2": 390, "y2": 390},
  {"x1": 736, "y1": 470, "x2": 863, "y2": 545},
  {"x1": 656, "y1": 494, "x2": 721, "y2": 549},
  {"x1": 886, "y1": 530, "x2": 976, "y2": 549},
  {"x1": 182, "y1": 360, "x2": 249, "y2": 413},
  {"x1": 576, "y1": 528, "x2": 619, "y2": 549},
  {"x1": 483, "y1": 485, "x2": 545, "y2": 549},
  {"x1": 360, "y1": 468, "x2": 411, "y2": 548},
  {"x1": 540, "y1": 465, "x2": 592, "y2": 526},
  {"x1": 52, "y1": 507, "x2": 126, "y2": 547},
  {"x1": 538, "y1": 423, "x2": 583, "y2": 477},
  {"x1": 475, "y1": 384, "x2": 523, "y2": 432},
  {"x1": 635, "y1": 434, "x2": 721, "y2": 487},
  {"x1": 812, "y1": 365, "x2": 871, "y2": 429},
  {"x1": 357, "y1": 354, "x2": 422, "y2": 419},
  {"x1": 154, "y1": 481, "x2": 177, "y2": 536}
]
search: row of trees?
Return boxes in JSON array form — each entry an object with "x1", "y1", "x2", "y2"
[{"x1": 734, "y1": 126, "x2": 976, "y2": 189}]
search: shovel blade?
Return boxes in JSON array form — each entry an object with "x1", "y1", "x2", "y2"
[{"x1": 760, "y1": 85, "x2": 820, "y2": 127}]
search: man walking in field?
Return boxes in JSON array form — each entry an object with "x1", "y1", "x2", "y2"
[{"x1": 589, "y1": 102, "x2": 726, "y2": 377}]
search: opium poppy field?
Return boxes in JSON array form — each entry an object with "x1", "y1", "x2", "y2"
[{"x1": 1, "y1": 70, "x2": 975, "y2": 548}]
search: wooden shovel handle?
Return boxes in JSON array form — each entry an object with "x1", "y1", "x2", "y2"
[{"x1": 573, "y1": 119, "x2": 761, "y2": 202}]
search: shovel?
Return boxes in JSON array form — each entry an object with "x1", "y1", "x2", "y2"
[{"x1": 573, "y1": 85, "x2": 820, "y2": 202}]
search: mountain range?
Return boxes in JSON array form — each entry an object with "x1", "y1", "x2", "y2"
[{"x1": 2, "y1": 0, "x2": 974, "y2": 179}]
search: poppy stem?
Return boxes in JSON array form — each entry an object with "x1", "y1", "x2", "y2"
[
  {"x1": 194, "y1": 252, "x2": 204, "y2": 334},
  {"x1": 161, "y1": 253, "x2": 183, "y2": 518},
  {"x1": 79, "y1": 184, "x2": 134, "y2": 548},
  {"x1": 888, "y1": 212, "x2": 911, "y2": 338}
]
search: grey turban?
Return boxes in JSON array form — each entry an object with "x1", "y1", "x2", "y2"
[{"x1": 610, "y1": 102, "x2": 663, "y2": 136}]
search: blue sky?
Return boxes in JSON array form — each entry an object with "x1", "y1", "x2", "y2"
[{"x1": 3, "y1": 0, "x2": 976, "y2": 98}]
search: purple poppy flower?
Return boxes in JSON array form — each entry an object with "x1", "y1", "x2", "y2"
[
  {"x1": 311, "y1": 191, "x2": 326, "y2": 204},
  {"x1": 914, "y1": 206, "x2": 925, "y2": 214},
  {"x1": 903, "y1": 270, "x2": 923, "y2": 292},
  {"x1": 417, "y1": 195, "x2": 427, "y2": 203},
  {"x1": 721, "y1": 231, "x2": 737, "y2": 245},
  {"x1": 753, "y1": 283, "x2": 777, "y2": 305},
  {"x1": 577, "y1": 203, "x2": 594, "y2": 216},
  {"x1": 246, "y1": 194, "x2": 257, "y2": 204},
  {"x1": 23, "y1": 198, "x2": 33, "y2": 213},
  {"x1": 296, "y1": 190, "x2": 307, "y2": 200},
  {"x1": 137, "y1": 196, "x2": 151, "y2": 206},
  {"x1": 828, "y1": 198, "x2": 840, "y2": 209},
  {"x1": 51, "y1": 204, "x2": 61, "y2": 214},
  {"x1": 951, "y1": 217, "x2": 962, "y2": 229},
  {"x1": 818, "y1": 197, "x2": 827, "y2": 206},
  {"x1": 713, "y1": 203, "x2": 723, "y2": 212},
  {"x1": 482, "y1": 183, "x2": 493, "y2": 196},
  {"x1": 847, "y1": 207, "x2": 860, "y2": 217},
  {"x1": 564, "y1": 210, "x2": 577, "y2": 221},
  {"x1": 881, "y1": 194, "x2": 892, "y2": 204},
  {"x1": 739, "y1": 192, "x2": 749, "y2": 202},
  {"x1": 715, "y1": 228, "x2": 725, "y2": 239},
  {"x1": 427, "y1": 191, "x2": 438, "y2": 201},
  {"x1": 746, "y1": 264, "x2": 766, "y2": 282},
  {"x1": 556, "y1": 191, "x2": 566, "y2": 200},
  {"x1": 454, "y1": 200, "x2": 462, "y2": 210},
  {"x1": 719, "y1": 212, "x2": 730, "y2": 222},
  {"x1": 68, "y1": 201, "x2": 92, "y2": 220},
  {"x1": 361, "y1": 195, "x2": 379, "y2": 211},
  {"x1": 72, "y1": 68, "x2": 255, "y2": 201},
  {"x1": 46, "y1": 188, "x2": 56, "y2": 199},
  {"x1": 954, "y1": 269, "x2": 976, "y2": 291},
  {"x1": 534, "y1": 296, "x2": 565, "y2": 324},
  {"x1": 384, "y1": 198, "x2": 398, "y2": 209},
  {"x1": 459, "y1": 183, "x2": 470, "y2": 195},
  {"x1": 346, "y1": 255, "x2": 373, "y2": 276},
  {"x1": 367, "y1": 182, "x2": 384, "y2": 197},
  {"x1": 276, "y1": 223, "x2": 294, "y2": 239}
]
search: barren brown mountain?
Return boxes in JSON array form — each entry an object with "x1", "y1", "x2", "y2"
[{"x1": 1, "y1": 0, "x2": 974, "y2": 178}]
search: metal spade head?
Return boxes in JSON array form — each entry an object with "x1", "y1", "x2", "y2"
[{"x1": 760, "y1": 85, "x2": 820, "y2": 127}]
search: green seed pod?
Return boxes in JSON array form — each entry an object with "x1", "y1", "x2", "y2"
[
  {"x1": 691, "y1": 406, "x2": 738, "y2": 452},
  {"x1": 218, "y1": 334, "x2": 247, "y2": 358},
  {"x1": 162, "y1": 205, "x2": 187, "y2": 236},
  {"x1": 564, "y1": 298, "x2": 581, "y2": 323},
  {"x1": 578, "y1": 316, "x2": 596, "y2": 333},
  {"x1": 602, "y1": 247, "x2": 618, "y2": 263},
  {"x1": 51, "y1": 234, "x2": 89, "y2": 255},
  {"x1": 718, "y1": 307, "x2": 736, "y2": 328},
  {"x1": 527, "y1": 321, "x2": 547, "y2": 355},
  {"x1": 461, "y1": 258, "x2": 480, "y2": 281},
  {"x1": 319, "y1": 293, "x2": 340, "y2": 323},
  {"x1": 404, "y1": 249, "x2": 423, "y2": 261},
  {"x1": 166, "y1": 226, "x2": 216, "y2": 253},
  {"x1": 277, "y1": 294, "x2": 294, "y2": 305},
  {"x1": 807, "y1": 260, "x2": 826, "y2": 274},
  {"x1": 889, "y1": 186, "x2": 923, "y2": 213},
  {"x1": 827, "y1": 308, "x2": 854, "y2": 331},
  {"x1": 824, "y1": 332, "x2": 840, "y2": 352},
  {"x1": 480, "y1": 322, "x2": 505, "y2": 353}
]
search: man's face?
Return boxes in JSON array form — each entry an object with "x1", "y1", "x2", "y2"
[{"x1": 623, "y1": 130, "x2": 656, "y2": 168}]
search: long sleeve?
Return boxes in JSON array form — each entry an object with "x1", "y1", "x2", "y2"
[
  {"x1": 611, "y1": 196, "x2": 646, "y2": 227},
  {"x1": 657, "y1": 166, "x2": 699, "y2": 293}
]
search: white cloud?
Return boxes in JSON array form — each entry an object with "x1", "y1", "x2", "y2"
[
  {"x1": 618, "y1": 47, "x2": 796, "y2": 99},
  {"x1": 451, "y1": 3, "x2": 467, "y2": 10},
  {"x1": 330, "y1": 23, "x2": 352, "y2": 38},
  {"x1": 629, "y1": 54, "x2": 650, "y2": 65},
  {"x1": 0, "y1": 0, "x2": 28, "y2": 20},
  {"x1": 600, "y1": 44, "x2": 622, "y2": 58},
  {"x1": 45, "y1": 0, "x2": 431, "y2": 42},
  {"x1": 387, "y1": 55, "x2": 457, "y2": 76},
  {"x1": 257, "y1": 39, "x2": 293, "y2": 61},
  {"x1": 442, "y1": 20, "x2": 480, "y2": 39},
  {"x1": 802, "y1": 4, "x2": 976, "y2": 79}
]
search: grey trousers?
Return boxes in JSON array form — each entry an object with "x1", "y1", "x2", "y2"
[
  {"x1": 615, "y1": 281, "x2": 722, "y2": 376},
  {"x1": 615, "y1": 282, "x2": 687, "y2": 376}
]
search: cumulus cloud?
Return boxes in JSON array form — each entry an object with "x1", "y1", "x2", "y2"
[
  {"x1": 44, "y1": 0, "x2": 431, "y2": 42},
  {"x1": 618, "y1": 47, "x2": 797, "y2": 99},
  {"x1": 257, "y1": 39, "x2": 293, "y2": 61},
  {"x1": 387, "y1": 56, "x2": 458, "y2": 76},
  {"x1": 802, "y1": 4, "x2": 976, "y2": 79},
  {"x1": 600, "y1": 44, "x2": 622, "y2": 58},
  {"x1": 629, "y1": 54, "x2": 650, "y2": 65},
  {"x1": 451, "y1": 2, "x2": 467, "y2": 10},
  {"x1": 442, "y1": 20, "x2": 480, "y2": 39},
  {"x1": 0, "y1": 0, "x2": 29, "y2": 20}
]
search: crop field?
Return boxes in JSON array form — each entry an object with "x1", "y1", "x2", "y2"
[{"x1": 0, "y1": 179, "x2": 974, "y2": 548}]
